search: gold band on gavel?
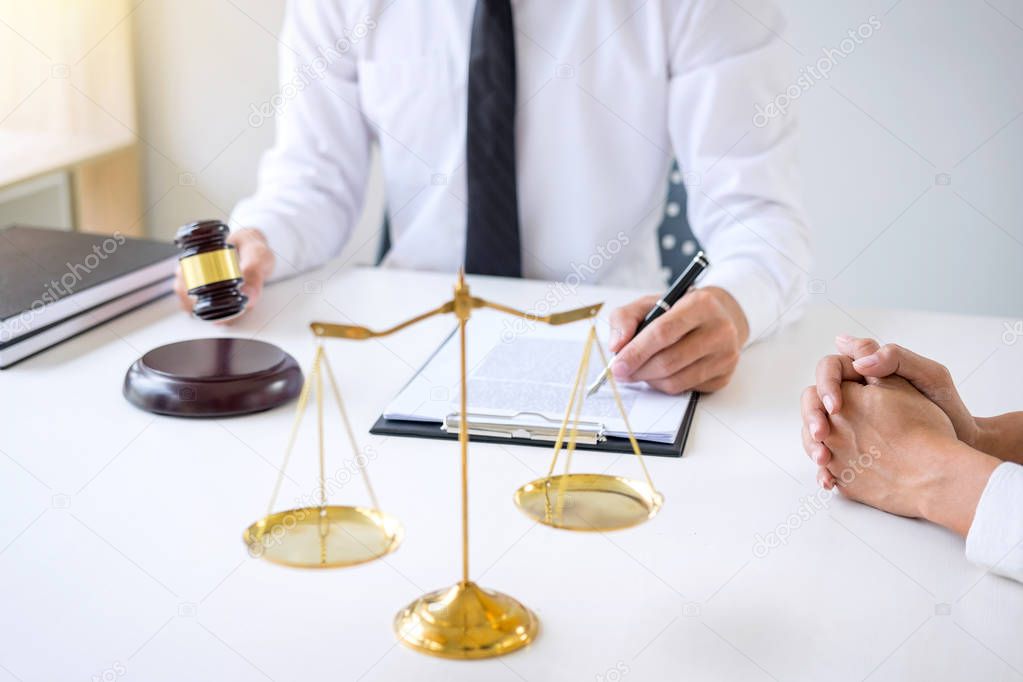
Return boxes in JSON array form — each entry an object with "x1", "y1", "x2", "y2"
[{"x1": 179, "y1": 249, "x2": 242, "y2": 291}]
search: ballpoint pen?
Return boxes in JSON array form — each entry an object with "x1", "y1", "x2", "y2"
[{"x1": 586, "y1": 250, "x2": 710, "y2": 396}]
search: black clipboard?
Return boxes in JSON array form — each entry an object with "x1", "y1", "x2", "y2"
[{"x1": 370, "y1": 391, "x2": 699, "y2": 458}]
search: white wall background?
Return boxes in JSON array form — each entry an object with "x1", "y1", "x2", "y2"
[{"x1": 131, "y1": 0, "x2": 1022, "y2": 317}]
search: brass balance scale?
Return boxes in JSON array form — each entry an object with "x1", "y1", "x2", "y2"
[{"x1": 242, "y1": 271, "x2": 663, "y2": 659}]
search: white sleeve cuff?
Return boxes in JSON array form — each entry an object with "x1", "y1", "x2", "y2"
[
  {"x1": 697, "y1": 257, "x2": 804, "y2": 347},
  {"x1": 965, "y1": 461, "x2": 1023, "y2": 584},
  {"x1": 229, "y1": 206, "x2": 304, "y2": 281}
]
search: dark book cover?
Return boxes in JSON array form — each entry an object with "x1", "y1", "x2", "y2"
[{"x1": 0, "y1": 225, "x2": 178, "y2": 323}]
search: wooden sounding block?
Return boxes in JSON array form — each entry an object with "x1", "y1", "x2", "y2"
[{"x1": 123, "y1": 338, "x2": 302, "y2": 417}]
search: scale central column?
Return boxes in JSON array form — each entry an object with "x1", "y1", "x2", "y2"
[
  {"x1": 392, "y1": 272, "x2": 539, "y2": 659},
  {"x1": 457, "y1": 281, "x2": 470, "y2": 584}
]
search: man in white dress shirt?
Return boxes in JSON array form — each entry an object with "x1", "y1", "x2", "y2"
[
  {"x1": 176, "y1": 0, "x2": 811, "y2": 395},
  {"x1": 802, "y1": 336, "x2": 1023, "y2": 584}
]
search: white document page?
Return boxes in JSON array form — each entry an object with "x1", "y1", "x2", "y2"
[{"x1": 383, "y1": 313, "x2": 692, "y2": 443}]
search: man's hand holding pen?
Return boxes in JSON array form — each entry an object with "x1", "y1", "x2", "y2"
[
  {"x1": 608, "y1": 287, "x2": 748, "y2": 395},
  {"x1": 589, "y1": 251, "x2": 748, "y2": 396}
]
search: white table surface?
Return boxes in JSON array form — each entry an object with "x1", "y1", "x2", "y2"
[{"x1": 1, "y1": 265, "x2": 1021, "y2": 682}]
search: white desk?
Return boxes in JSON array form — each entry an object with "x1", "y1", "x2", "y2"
[{"x1": 1, "y1": 266, "x2": 1021, "y2": 682}]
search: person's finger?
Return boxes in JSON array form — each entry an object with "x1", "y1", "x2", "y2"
[
  {"x1": 691, "y1": 365, "x2": 736, "y2": 393},
  {"x1": 848, "y1": 341, "x2": 976, "y2": 442},
  {"x1": 826, "y1": 470, "x2": 855, "y2": 497},
  {"x1": 834, "y1": 335, "x2": 888, "y2": 385},
  {"x1": 802, "y1": 423, "x2": 831, "y2": 466},
  {"x1": 817, "y1": 466, "x2": 836, "y2": 490},
  {"x1": 173, "y1": 268, "x2": 192, "y2": 313},
  {"x1": 222, "y1": 231, "x2": 273, "y2": 322},
  {"x1": 242, "y1": 280, "x2": 263, "y2": 307},
  {"x1": 238, "y1": 258, "x2": 265, "y2": 307},
  {"x1": 815, "y1": 354, "x2": 860, "y2": 414},
  {"x1": 852, "y1": 342, "x2": 946, "y2": 386},
  {"x1": 611, "y1": 290, "x2": 708, "y2": 380},
  {"x1": 626, "y1": 323, "x2": 723, "y2": 382},
  {"x1": 835, "y1": 335, "x2": 880, "y2": 360},
  {"x1": 644, "y1": 351, "x2": 731, "y2": 395},
  {"x1": 800, "y1": 385, "x2": 830, "y2": 442},
  {"x1": 854, "y1": 344, "x2": 953, "y2": 398},
  {"x1": 607, "y1": 296, "x2": 657, "y2": 353},
  {"x1": 797, "y1": 411, "x2": 830, "y2": 470}
]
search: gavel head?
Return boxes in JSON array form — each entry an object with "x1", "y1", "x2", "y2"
[{"x1": 175, "y1": 220, "x2": 248, "y2": 321}]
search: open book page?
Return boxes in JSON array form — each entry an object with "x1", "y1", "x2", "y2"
[{"x1": 383, "y1": 312, "x2": 692, "y2": 443}]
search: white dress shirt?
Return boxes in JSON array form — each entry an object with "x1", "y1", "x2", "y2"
[
  {"x1": 232, "y1": 0, "x2": 811, "y2": 342},
  {"x1": 966, "y1": 461, "x2": 1023, "y2": 584}
]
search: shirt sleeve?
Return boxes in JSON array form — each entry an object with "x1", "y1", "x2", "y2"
[
  {"x1": 965, "y1": 461, "x2": 1023, "y2": 584},
  {"x1": 230, "y1": 3, "x2": 373, "y2": 279},
  {"x1": 666, "y1": 0, "x2": 811, "y2": 345}
]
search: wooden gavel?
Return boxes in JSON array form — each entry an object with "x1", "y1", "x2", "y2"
[{"x1": 175, "y1": 219, "x2": 248, "y2": 321}]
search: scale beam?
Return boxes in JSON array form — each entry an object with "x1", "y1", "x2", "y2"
[
  {"x1": 310, "y1": 300, "x2": 601, "y2": 340},
  {"x1": 310, "y1": 301, "x2": 455, "y2": 339}
]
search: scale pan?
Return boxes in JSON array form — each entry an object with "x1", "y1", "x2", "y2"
[
  {"x1": 514, "y1": 474, "x2": 662, "y2": 531},
  {"x1": 243, "y1": 505, "x2": 403, "y2": 568}
]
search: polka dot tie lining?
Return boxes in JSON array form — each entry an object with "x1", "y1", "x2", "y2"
[{"x1": 657, "y1": 162, "x2": 702, "y2": 285}]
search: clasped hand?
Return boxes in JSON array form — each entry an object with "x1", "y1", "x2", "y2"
[{"x1": 800, "y1": 336, "x2": 1001, "y2": 536}]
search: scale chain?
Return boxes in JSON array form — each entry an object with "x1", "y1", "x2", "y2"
[
  {"x1": 264, "y1": 346, "x2": 321, "y2": 520},
  {"x1": 321, "y1": 350, "x2": 382, "y2": 512}
]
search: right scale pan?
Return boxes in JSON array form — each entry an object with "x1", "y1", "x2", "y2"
[
  {"x1": 514, "y1": 473, "x2": 663, "y2": 532},
  {"x1": 513, "y1": 325, "x2": 665, "y2": 533}
]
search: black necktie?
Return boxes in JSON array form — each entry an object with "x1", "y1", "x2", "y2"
[{"x1": 464, "y1": 0, "x2": 521, "y2": 277}]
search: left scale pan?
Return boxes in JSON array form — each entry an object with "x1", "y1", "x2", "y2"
[{"x1": 123, "y1": 337, "x2": 303, "y2": 417}]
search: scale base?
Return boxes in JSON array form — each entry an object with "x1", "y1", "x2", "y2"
[{"x1": 393, "y1": 581, "x2": 538, "y2": 659}]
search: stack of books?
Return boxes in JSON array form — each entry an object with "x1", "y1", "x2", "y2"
[{"x1": 0, "y1": 225, "x2": 179, "y2": 368}]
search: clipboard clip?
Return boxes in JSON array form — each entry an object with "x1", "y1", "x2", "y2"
[{"x1": 442, "y1": 411, "x2": 607, "y2": 445}]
